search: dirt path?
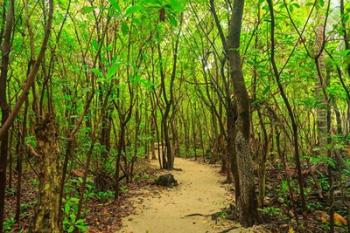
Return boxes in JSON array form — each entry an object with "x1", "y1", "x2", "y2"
[{"x1": 119, "y1": 158, "x2": 237, "y2": 233}]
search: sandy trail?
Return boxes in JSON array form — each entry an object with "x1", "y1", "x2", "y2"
[{"x1": 119, "y1": 158, "x2": 236, "y2": 233}]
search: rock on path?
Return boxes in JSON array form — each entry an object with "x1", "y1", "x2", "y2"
[{"x1": 119, "y1": 158, "x2": 234, "y2": 233}]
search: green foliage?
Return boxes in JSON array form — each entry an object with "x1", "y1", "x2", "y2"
[
  {"x1": 307, "y1": 201, "x2": 323, "y2": 211},
  {"x1": 63, "y1": 197, "x2": 88, "y2": 233},
  {"x1": 134, "y1": 173, "x2": 150, "y2": 182},
  {"x1": 5, "y1": 187, "x2": 15, "y2": 197},
  {"x1": 343, "y1": 159, "x2": 350, "y2": 177},
  {"x1": 109, "y1": 0, "x2": 122, "y2": 13},
  {"x1": 318, "y1": 174, "x2": 330, "y2": 191},
  {"x1": 31, "y1": 178, "x2": 39, "y2": 186},
  {"x1": 95, "y1": 191, "x2": 114, "y2": 201},
  {"x1": 25, "y1": 135, "x2": 37, "y2": 148},
  {"x1": 67, "y1": 177, "x2": 96, "y2": 199},
  {"x1": 279, "y1": 179, "x2": 289, "y2": 198},
  {"x1": 258, "y1": 207, "x2": 282, "y2": 217},
  {"x1": 215, "y1": 210, "x2": 227, "y2": 219},
  {"x1": 119, "y1": 184, "x2": 129, "y2": 194},
  {"x1": 3, "y1": 218, "x2": 14, "y2": 232},
  {"x1": 3, "y1": 0, "x2": 350, "y2": 230},
  {"x1": 310, "y1": 155, "x2": 336, "y2": 169},
  {"x1": 20, "y1": 202, "x2": 34, "y2": 212}
]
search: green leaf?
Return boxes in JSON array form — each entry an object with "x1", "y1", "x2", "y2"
[
  {"x1": 170, "y1": 0, "x2": 186, "y2": 12},
  {"x1": 68, "y1": 225, "x2": 75, "y2": 233},
  {"x1": 121, "y1": 22, "x2": 129, "y2": 35},
  {"x1": 75, "y1": 219, "x2": 85, "y2": 225},
  {"x1": 77, "y1": 223, "x2": 88, "y2": 232},
  {"x1": 168, "y1": 14, "x2": 177, "y2": 26},
  {"x1": 262, "y1": 86, "x2": 270, "y2": 96},
  {"x1": 107, "y1": 60, "x2": 121, "y2": 79},
  {"x1": 70, "y1": 213, "x2": 76, "y2": 223},
  {"x1": 125, "y1": 5, "x2": 142, "y2": 16},
  {"x1": 318, "y1": 0, "x2": 324, "y2": 7},
  {"x1": 91, "y1": 39, "x2": 99, "y2": 51},
  {"x1": 81, "y1": 6, "x2": 94, "y2": 14},
  {"x1": 292, "y1": 2, "x2": 300, "y2": 8},
  {"x1": 310, "y1": 155, "x2": 336, "y2": 168},
  {"x1": 343, "y1": 169, "x2": 350, "y2": 177},
  {"x1": 109, "y1": 0, "x2": 121, "y2": 12},
  {"x1": 64, "y1": 203, "x2": 70, "y2": 214},
  {"x1": 91, "y1": 68, "x2": 103, "y2": 78}
]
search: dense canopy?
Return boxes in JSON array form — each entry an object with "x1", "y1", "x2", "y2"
[{"x1": 0, "y1": 0, "x2": 349, "y2": 232}]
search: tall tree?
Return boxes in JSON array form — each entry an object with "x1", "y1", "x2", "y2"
[
  {"x1": 227, "y1": 0, "x2": 258, "y2": 226},
  {"x1": 0, "y1": 0, "x2": 14, "y2": 231}
]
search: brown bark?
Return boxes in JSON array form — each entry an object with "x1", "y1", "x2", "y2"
[
  {"x1": 227, "y1": 0, "x2": 258, "y2": 226},
  {"x1": 266, "y1": 0, "x2": 306, "y2": 212},
  {"x1": 227, "y1": 99, "x2": 239, "y2": 198},
  {"x1": 0, "y1": 0, "x2": 53, "y2": 140},
  {"x1": 113, "y1": 96, "x2": 133, "y2": 198},
  {"x1": 340, "y1": 0, "x2": 350, "y2": 76},
  {"x1": 0, "y1": 0, "x2": 14, "y2": 231},
  {"x1": 29, "y1": 114, "x2": 60, "y2": 233},
  {"x1": 157, "y1": 14, "x2": 183, "y2": 169},
  {"x1": 257, "y1": 109, "x2": 268, "y2": 207},
  {"x1": 15, "y1": 100, "x2": 28, "y2": 223}
]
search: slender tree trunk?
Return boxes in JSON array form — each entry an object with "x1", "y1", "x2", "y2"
[
  {"x1": 340, "y1": 0, "x2": 350, "y2": 76},
  {"x1": 314, "y1": 12, "x2": 335, "y2": 231},
  {"x1": 15, "y1": 100, "x2": 28, "y2": 223},
  {"x1": 266, "y1": 0, "x2": 306, "y2": 212},
  {"x1": 314, "y1": 22, "x2": 328, "y2": 154},
  {"x1": 227, "y1": 0, "x2": 258, "y2": 226},
  {"x1": 225, "y1": 99, "x2": 234, "y2": 183},
  {"x1": 8, "y1": 127, "x2": 14, "y2": 190},
  {"x1": 76, "y1": 139, "x2": 96, "y2": 221},
  {"x1": 152, "y1": 111, "x2": 158, "y2": 160},
  {"x1": 227, "y1": 99, "x2": 239, "y2": 200},
  {"x1": 115, "y1": 123, "x2": 125, "y2": 199},
  {"x1": 0, "y1": 0, "x2": 14, "y2": 231},
  {"x1": 257, "y1": 109, "x2": 268, "y2": 207},
  {"x1": 192, "y1": 111, "x2": 197, "y2": 161},
  {"x1": 199, "y1": 121, "x2": 205, "y2": 161}
]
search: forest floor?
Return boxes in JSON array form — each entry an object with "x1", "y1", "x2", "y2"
[
  {"x1": 119, "y1": 158, "x2": 267, "y2": 233},
  {"x1": 5, "y1": 156, "x2": 347, "y2": 232}
]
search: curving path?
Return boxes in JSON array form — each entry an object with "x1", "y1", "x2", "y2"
[{"x1": 119, "y1": 158, "x2": 234, "y2": 233}]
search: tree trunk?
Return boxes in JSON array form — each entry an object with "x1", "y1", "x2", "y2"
[
  {"x1": 266, "y1": 0, "x2": 306, "y2": 212},
  {"x1": 227, "y1": 99, "x2": 239, "y2": 200},
  {"x1": 340, "y1": 0, "x2": 350, "y2": 76},
  {"x1": 30, "y1": 114, "x2": 60, "y2": 233},
  {"x1": 15, "y1": 100, "x2": 28, "y2": 222},
  {"x1": 314, "y1": 22, "x2": 328, "y2": 154},
  {"x1": 115, "y1": 124, "x2": 125, "y2": 199},
  {"x1": 257, "y1": 109, "x2": 268, "y2": 207},
  {"x1": 0, "y1": 0, "x2": 14, "y2": 230},
  {"x1": 227, "y1": 0, "x2": 258, "y2": 226}
]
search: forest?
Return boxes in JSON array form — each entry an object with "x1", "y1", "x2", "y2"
[{"x1": 0, "y1": 0, "x2": 349, "y2": 232}]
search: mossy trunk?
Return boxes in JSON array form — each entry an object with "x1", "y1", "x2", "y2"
[{"x1": 30, "y1": 114, "x2": 60, "y2": 233}]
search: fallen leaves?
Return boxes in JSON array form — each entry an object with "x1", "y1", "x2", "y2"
[{"x1": 315, "y1": 210, "x2": 348, "y2": 226}]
